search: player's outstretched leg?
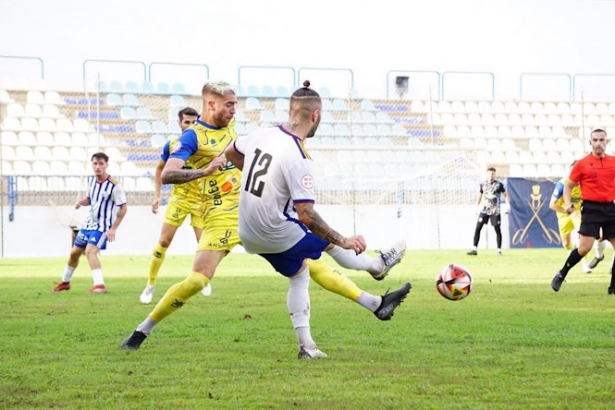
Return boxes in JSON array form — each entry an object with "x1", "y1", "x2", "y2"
[
  {"x1": 371, "y1": 239, "x2": 407, "y2": 280},
  {"x1": 373, "y1": 282, "x2": 412, "y2": 321}
]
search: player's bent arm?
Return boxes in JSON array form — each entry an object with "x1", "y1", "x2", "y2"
[
  {"x1": 476, "y1": 192, "x2": 483, "y2": 205},
  {"x1": 152, "y1": 160, "x2": 165, "y2": 213},
  {"x1": 294, "y1": 202, "x2": 366, "y2": 253},
  {"x1": 162, "y1": 157, "x2": 228, "y2": 184},
  {"x1": 224, "y1": 144, "x2": 245, "y2": 171},
  {"x1": 111, "y1": 204, "x2": 128, "y2": 230},
  {"x1": 549, "y1": 196, "x2": 566, "y2": 214},
  {"x1": 75, "y1": 197, "x2": 90, "y2": 209},
  {"x1": 563, "y1": 179, "x2": 578, "y2": 213}
]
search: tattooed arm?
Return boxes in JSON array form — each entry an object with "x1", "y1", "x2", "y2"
[
  {"x1": 161, "y1": 157, "x2": 227, "y2": 184},
  {"x1": 295, "y1": 202, "x2": 366, "y2": 254}
]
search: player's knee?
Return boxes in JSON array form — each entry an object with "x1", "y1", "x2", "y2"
[{"x1": 158, "y1": 238, "x2": 172, "y2": 248}]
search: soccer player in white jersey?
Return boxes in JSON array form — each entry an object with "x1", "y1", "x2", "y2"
[
  {"x1": 52, "y1": 152, "x2": 128, "y2": 293},
  {"x1": 225, "y1": 80, "x2": 411, "y2": 359}
]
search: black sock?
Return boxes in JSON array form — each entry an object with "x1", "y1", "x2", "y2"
[
  {"x1": 610, "y1": 258, "x2": 615, "y2": 289},
  {"x1": 561, "y1": 249, "x2": 583, "y2": 278}
]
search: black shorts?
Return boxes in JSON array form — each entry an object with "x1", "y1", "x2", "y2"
[
  {"x1": 579, "y1": 200, "x2": 615, "y2": 239},
  {"x1": 478, "y1": 213, "x2": 501, "y2": 227}
]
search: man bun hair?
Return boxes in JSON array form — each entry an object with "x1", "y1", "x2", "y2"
[{"x1": 303, "y1": 80, "x2": 311, "y2": 88}]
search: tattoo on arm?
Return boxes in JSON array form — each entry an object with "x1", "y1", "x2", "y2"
[
  {"x1": 162, "y1": 169, "x2": 204, "y2": 184},
  {"x1": 302, "y1": 207, "x2": 345, "y2": 245}
]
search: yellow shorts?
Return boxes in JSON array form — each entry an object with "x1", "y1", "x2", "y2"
[
  {"x1": 557, "y1": 215, "x2": 580, "y2": 236},
  {"x1": 164, "y1": 196, "x2": 205, "y2": 229},
  {"x1": 197, "y1": 200, "x2": 240, "y2": 252}
]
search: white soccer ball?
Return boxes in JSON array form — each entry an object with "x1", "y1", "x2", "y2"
[{"x1": 436, "y1": 264, "x2": 473, "y2": 301}]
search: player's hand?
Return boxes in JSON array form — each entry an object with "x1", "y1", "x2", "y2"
[
  {"x1": 107, "y1": 228, "x2": 116, "y2": 242},
  {"x1": 152, "y1": 197, "x2": 160, "y2": 214},
  {"x1": 502, "y1": 203, "x2": 510, "y2": 214},
  {"x1": 205, "y1": 156, "x2": 228, "y2": 175},
  {"x1": 475, "y1": 206, "x2": 481, "y2": 215},
  {"x1": 341, "y1": 235, "x2": 367, "y2": 255},
  {"x1": 565, "y1": 205, "x2": 574, "y2": 215},
  {"x1": 75, "y1": 201, "x2": 81, "y2": 209}
]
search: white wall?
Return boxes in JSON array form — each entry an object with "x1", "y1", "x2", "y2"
[
  {"x1": 0, "y1": 0, "x2": 614, "y2": 99},
  {"x1": 0, "y1": 204, "x2": 507, "y2": 257}
]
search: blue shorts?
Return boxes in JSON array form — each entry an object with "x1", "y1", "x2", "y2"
[
  {"x1": 259, "y1": 233, "x2": 329, "y2": 277},
  {"x1": 74, "y1": 229, "x2": 108, "y2": 250}
]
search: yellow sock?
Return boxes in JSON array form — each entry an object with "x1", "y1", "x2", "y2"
[
  {"x1": 150, "y1": 272, "x2": 208, "y2": 322},
  {"x1": 564, "y1": 243, "x2": 573, "y2": 251},
  {"x1": 307, "y1": 258, "x2": 362, "y2": 301},
  {"x1": 148, "y1": 243, "x2": 167, "y2": 286}
]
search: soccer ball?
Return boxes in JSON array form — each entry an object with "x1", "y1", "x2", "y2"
[{"x1": 436, "y1": 264, "x2": 473, "y2": 301}]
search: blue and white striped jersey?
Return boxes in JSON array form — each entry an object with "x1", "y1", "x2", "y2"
[{"x1": 82, "y1": 176, "x2": 127, "y2": 232}]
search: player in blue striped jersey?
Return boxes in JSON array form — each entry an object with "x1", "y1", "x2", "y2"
[{"x1": 52, "y1": 152, "x2": 128, "y2": 294}]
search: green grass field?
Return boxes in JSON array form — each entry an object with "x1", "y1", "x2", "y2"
[{"x1": 1, "y1": 249, "x2": 614, "y2": 409}]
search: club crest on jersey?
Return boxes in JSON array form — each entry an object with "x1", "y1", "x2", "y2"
[
  {"x1": 301, "y1": 174, "x2": 314, "y2": 189},
  {"x1": 171, "y1": 141, "x2": 182, "y2": 153}
]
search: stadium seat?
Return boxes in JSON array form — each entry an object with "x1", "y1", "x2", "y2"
[
  {"x1": 551, "y1": 163, "x2": 565, "y2": 176},
  {"x1": 67, "y1": 161, "x2": 87, "y2": 175},
  {"x1": 52, "y1": 146, "x2": 70, "y2": 161},
  {"x1": 7, "y1": 103, "x2": 25, "y2": 117},
  {"x1": 167, "y1": 120, "x2": 181, "y2": 134},
  {"x1": 245, "y1": 97, "x2": 263, "y2": 110},
  {"x1": 156, "y1": 82, "x2": 172, "y2": 95},
  {"x1": 34, "y1": 146, "x2": 53, "y2": 160},
  {"x1": 534, "y1": 151, "x2": 547, "y2": 163},
  {"x1": 1, "y1": 160, "x2": 12, "y2": 175},
  {"x1": 546, "y1": 151, "x2": 561, "y2": 164},
  {"x1": 120, "y1": 107, "x2": 137, "y2": 120},
  {"x1": 391, "y1": 124, "x2": 407, "y2": 137},
  {"x1": 525, "y1": 126, "x2": 540, "y2": 138},
  {"x1": 122, "y1": 94, "x2": 141, "y2": 107},
  {"x1": 505, "y1": 151, "x2": 519, "y2": 163},
  {"x1": 361, "y1": 99, "x2": 379, "y2": 112},
  {"x1": 560, "y1": 151, "x2": 574, "y2": 164},
  {"x1": 275, "y1": 98, "x2": 289, "y2": 111},
  {"x1": 318, "y1": 87, "x2": 332, "y2": 99},
  {"x1": 26, "y1": 91, "x2": 45, "y2": 104},
  {"x1": 152, "y1": 121, "x2": 168, "y2": 133},
  {"x1": 136, "y1": 120, "x2": 153, "y2": 134},
  {"x1": 106, "y1": 93, "x2": 122, "y2": 106},
  {"x1": 121, "y1": 161, "x2": 139, "y2": 176},
  {"x1": 275, "y1": 86, "x2": 290, "y2": 98},
  {"x1": 0, "y1": 89, "x2": 13, "y2": 103},
  {"x1": 275, "y1": 110, "x2": 288, "y2": 123},
  {"x1": 169, "y1": 95, "x2": 186, "y2": 108},
  {"x1": 141, "y1": 82, "x2": 156, "y2": 94},
  {"x1": 456, "y1": 125, "x2": 471, "y2": 138},
  {"x1": 522, "y1": 164, "x2": 538, "y2": 176},
  {"x1": 18, "y1": 131, "x2": 37, "y2": 146},
  {"x1": 234, "y1": 122, "x2": 247, "y2": 136},
  {"x1": 106, "y1": 147, "x2": 125, "y2": 163},
  {"x1": 69, "y1": 146, "x2": 88, "y2": 160},
  {"x1": 125, "y1": 81, "x2": 140, "y2": 93},
  {"x1": 244, "y1": 85, "x2": 260, "y2": 97},
  {"x1": 234, "y1": 109, "x2": 248, "y2": 123},
  {"x1": 13, "y1": 160, "x2": 31, "y2": 175},
  {"x1": 32, "y1": 160, "x2": 51, "y2": 175},
  {"x1": 536, "y1": 163, "x2": 551, "y2": 176},
  {"x1": 151, "y1": 134, "x2": 167, "y2": 148},
  {"x1": 333, "y1": 124, "x2": 350, "y2": 137},
  {"x1": 377, "y1": 124, "x2": 392, "y2": 137},
  {"x1": 50, "y1": 160, "x2": 69, "y2": 175},
  {"x1": 42, "y1": 104, "x2": 61, "y2": 118},
  {"x1": 501, "y1": 138, "x2": 516, "y2": 150},
  {"x1": 1, "y1": 131, "x2": 18, "y2": 146},
  {"x1": 259, "y1": 110, "x2": 275, "y2": 124},
  {"x1": 437, "y1": 101, "x2": 452, "y2": 113},
  {"x1": 15, "y1": 145, "x2": 34, "y2": 161},
  {"x1": 375, "y1": 112, "x2": 395, "y2": 124},
  {"x1": 109, "y1": 81, "x2": 123, "y2": 93},
  {"x1": 260, "y1": 85, "x2": 275, "y2": 98},
  {"x1": 332, "y1": 99, "x2": 349, "y2": 112},
  {"x1": 172, "y1": 83, "x2": 187, "y2": 95},
  {"x1": 487, "y1": 138, "x2": 502, "y2": 151},
  {"x1": 569, "y1": 138, "x2": 584, "y2": 152}
]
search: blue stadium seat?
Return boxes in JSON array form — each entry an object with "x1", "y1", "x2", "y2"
[
  {"x1": 151, "y1": 134, "x2": 167, "y2": 148},
  {"x1": 169, "y1": 95, "x2": 186, "y2": 108},
  {"x1": 168, "y1": 107, "x2": 180, "y2": 120},
  {"x1": 235, "y1": 84, "x2": 247, "y2": 97},
  {"x1": 109, "y1": 81, "x2": 124, "y2": 93},
  {"x1": 156, "y1": 82, "x2": 172, "y2": 95},
  {"x1": 275, "y1": 86, "x2": 290, "y2": 98},
  {"x1": 332, "y1": 99, "x2": 349, "y2": 112},
  {"x1": 125, "y1": 81, "x2": 140, "y2": 93},
  {"x1": 261, "y1": 85, "x2": 275, "y2": 98},
  {"x1": 361, "y1": 99, "x2": 379, "y2": 112},
  {"x1": 98, "y1": 81, "x2": 109, "y2": 93},
  {"x1": 120, "y1": 107, "x2": 137, "y2": 120},
  {"x1": 122, "y1": 94, "x2": 141, "y2": 107},
  {"x1": 135, "y1": 120, "x2": 152, "y2": 134},
  {"x1": 141, "y1": 82, "x2": 155, "y2": 94},
  {"x1": 245, "y1": 97, "x2": 263, "y2": 110},
  {"x1": 167, "y1": 120, "x2": 181, "y2": 134},
  {"x1": 246, "y1": 85, "x2": 260, "y2": 97},
  {"x1": 106, "y1": 93, "x2": 122, "y2": 106},
  {"x1": 136, "y1": 107, "x2": 154, "y2": 120},
  {"x1": 172, "y1": 83, "x2": 187, "y2": 95},
  {"x1": 318, "y1": 87, "x2": 332, "y2": 99},
  {"x1": 152, "y1": 120, "x2": 168, "y2": 133}
]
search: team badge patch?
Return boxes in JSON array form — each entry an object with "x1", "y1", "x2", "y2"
[
  {"x1": 171, "y1": 141, "x2": 182, "y2": 153},
  {"x1": 301, "y1": 174, "x2": 314, "y2": 189}
]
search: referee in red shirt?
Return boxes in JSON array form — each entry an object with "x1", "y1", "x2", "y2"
[{"x1": 552, "y1": 129, "x2": 615, "y2": 294}]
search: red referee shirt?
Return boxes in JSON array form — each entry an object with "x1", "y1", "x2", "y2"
[{"x1": 569, "y1": 153, "x2": 615, "y2": 202}]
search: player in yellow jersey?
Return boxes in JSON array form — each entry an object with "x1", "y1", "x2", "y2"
[
  {"x1": 549, "y1": 160, "x2": 605, "y2": 273},
  {"x1": 140, "y1": 107, "x2": 216, "y2": 304},
  {"x1": 122, "y1": 80, "x2": 240, "y2": 350}
]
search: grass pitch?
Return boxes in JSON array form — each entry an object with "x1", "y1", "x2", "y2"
[{"x1": 1, "y1": 249, "x2": 614, "y2": 409}]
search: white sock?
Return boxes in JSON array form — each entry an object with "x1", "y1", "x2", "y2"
[
  {"x1": 327, "y1": 245, "x2": 382, "y2": 273},
  {"x1": 594, "y1": 240, "x2": 606, "y2": 258},
  {"x1": 91, "y1": 269, "x2": 104, "y2": 286},
  {"x1": 62, "y1": 265, "x2": 76, "y2": 283},
  {"x1": 136, "y1": 316, "x2": 158, "y2": 336},
  {"x1": 288, "y1": 266, "x2": 315, "y2": 349},
  {"x1": 356, "y1": 292, "x2": 382, "y2": 312}
]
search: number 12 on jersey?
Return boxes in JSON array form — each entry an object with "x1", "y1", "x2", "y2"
[{"x1": 245, "y1": 148, "x2": 272, "y2": 198}]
